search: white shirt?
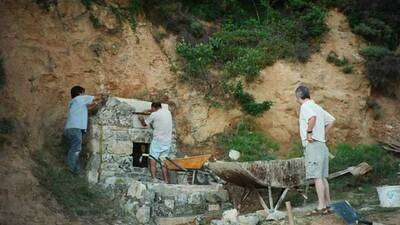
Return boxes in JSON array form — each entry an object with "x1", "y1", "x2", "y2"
[
  {"x1": 145, "y1": 108, "x2": 173, "y2": 146},
  {"x1": 299, "y1": 100, "x2": 335, "y2": 147},
  {"x1": 65, "y1": 95, "x2": 94, "y2": 130}
]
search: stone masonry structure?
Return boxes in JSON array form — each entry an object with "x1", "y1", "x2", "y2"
[{"x1": 85, "y1": 97, "x2": 231, "y2": 225}]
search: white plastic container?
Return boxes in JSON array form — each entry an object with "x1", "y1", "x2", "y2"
[{"x1": 376, "y1": 185, "x2": 400, "y2": 207}]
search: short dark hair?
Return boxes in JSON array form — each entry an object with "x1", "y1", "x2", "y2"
[
  {"x1": 295, "y1": 85, "x2": 311, "y2": 99},
  {"x1": 151, "y1": 102, "x2": 162, "y2": 109},
  {"x1": 71, "y1": 86, "x2": 85, "y2": 98}
]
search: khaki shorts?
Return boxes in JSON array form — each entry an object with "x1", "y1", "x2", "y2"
[{"x1": 304, "y1": 141, "x2": 329, "y2": 179}]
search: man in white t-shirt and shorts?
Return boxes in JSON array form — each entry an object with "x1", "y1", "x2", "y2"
[
  {"x1": 295, "y1": 85, "x2": 335, "y2": 215},
  {"x1": 139, "y1": 102, "x2": 173, "y2": 183}
]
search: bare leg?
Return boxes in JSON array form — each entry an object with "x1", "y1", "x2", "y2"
[
  {"x1": 161, "y1": 163, "x2": 170, "y2": 184},
  {"x1": 150, "y1": 159, "x2": 157, "y2": 179},
  {"x1": 323, "y1": 178, "x2": 331, "y2": 206},
  {"x1": 314, "y1": 178, "x2": 326, "y2": 209}
]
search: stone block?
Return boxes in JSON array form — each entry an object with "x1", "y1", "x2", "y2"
[
  {"x1": 136, "y1": 205, "x2": 150, "y2": 224},
  {"x1": 164, "y1": 199, "x2": 175, "y2": 210},
  {"x1": 238, "y1": 214, "x2": 259, "y2": 225},
  {"x1": 106, "y1": 140, "x2": 132, "y2": 155},
  {"x1": 188, "y1": 193, "x2": 202, "y2": 205},
  {"x1": 86, "y1": 153, "x2": 101, "y2": 184},
  {"x1": 127, "y1": 180, "x2": 147, "y2": 199},
  {"x1": 208, "y1": 204, "x2": 220, "y2": 211},
  {"x1": 206, "y1": 191, "x2": 229, "y2": 203},
  {"x1": 175, "y1": 193, "x2": 188, "y2": 206},
  {"x1": 222, "y1": 209, "x2": 238, "y2": 224}
]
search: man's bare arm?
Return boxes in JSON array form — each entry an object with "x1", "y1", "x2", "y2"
[
  {"x1": 88, "y1": 94, "x2": 107, "y2": 110},
  {"x1": 307, "y1": 116, "x2": 316, "y2": 142},
  {"x1": 325, "y1": 122, "x2": 334, "y2": 139},
  {"x1": 138, "y1": 115, "x2": 148, "y2": 128}
]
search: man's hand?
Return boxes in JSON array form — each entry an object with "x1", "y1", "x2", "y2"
[
  {"x1": 307, "y1": 133, "x2": 314, "y2": 143},
  {"x1": 138, "y1": 115, "x2": 148, "y2": 127}
]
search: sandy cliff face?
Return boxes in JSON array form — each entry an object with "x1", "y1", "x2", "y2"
[
  {"x1": 0, "y1": 1, "x2": 397, "y2": 224},
  {"x1": 0, "y1": 2, "x2": 377, "y2": 154}
]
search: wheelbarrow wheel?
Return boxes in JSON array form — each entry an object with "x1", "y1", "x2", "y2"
[{"x1": 194, "y1": 171, "x2": 209, "y2": 185}]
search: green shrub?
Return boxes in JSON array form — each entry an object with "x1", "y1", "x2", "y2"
[
  {"x1": 218, "y1": 120, "x2": 279, "y2": 162},
  {"x1": 233, "y1": 82, "x2": 273, "y2": 116},
  {"x1": 342, "y1": 64, "x2": 354, "y2": 74},
  {"x1": 360, "y1": 46, "x2": 393, "y2": 61},
  {"x1": 353, "y1": 19, "x2": 396, "y2": 49},
  {"x1": 299, "y1": 5, "x2": 328, "y2": 38},
  {"x1": 285, "y1": 141, "x2": 304, "y2": 159},
  {"x1": 0, "y1": 58, "x2": 5, "y2": 89},
  {"x1": 36, "y1": 0, "x2": 57, "y2": 11},
  {"x1": 366, "y1": 98, "x2": 383, "y2": 120},
  {"x1": 33, "y1": 151, "x2": 115, "y2": 217},
  {"x1": 330, "y1": 144, "x2": 398, "y2": 189},
  {"x1": 366, "y1": 55, "x2": 400, "y2": 97},
  {"x1": 176, "y1": 42, "x2": 214, "y2": 79},
  {"x1": 326, "y1": 51, "x2": 348, "y2": 66},
  {"x1": 89, "y1": 14, "x2": 102, "y2": 29}
]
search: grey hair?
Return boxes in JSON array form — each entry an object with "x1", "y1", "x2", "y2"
[{"x1": 295, "y1": 85, "x2": 311, "y2": 99}]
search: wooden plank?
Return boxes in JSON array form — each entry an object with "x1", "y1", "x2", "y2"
[{"x1": 286, "y1": 201, "x2": 295, "y2": 225}]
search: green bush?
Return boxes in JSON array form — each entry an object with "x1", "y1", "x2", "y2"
[
  {"x1": 326, "y1": 51, "x2": 348, "y2": 67},
  {"x1": 366, "y1": 98, "x2": 383, "y2": 120},
  {"x1": 218, "y1": 120, "x2": 279, "y2": 162},
  {"x1": 330, "y1": 144, "x2": 398, "y2": 189},
  {"x1": 360, "y1": 46, "x2": 393, "y2": 61},
  {"x1": 366, "y1": 55, "x2": 400, "y2": 97},
  {"x1": 342, "y1": 64, "x2": 354, "y2": 74},
  {"x1": 232, "y1": 82, "x2": 273, "y2": 116},
  {"x1": 176, "y1": 42, "x2": 214, "y2": 79},
  {"x1": 89, "y1": 14, "x2": 102, "y2": 29}
]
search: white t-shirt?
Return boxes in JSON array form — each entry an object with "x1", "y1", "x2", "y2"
[
  {"x1": 299, "y1": 100, "x2": 335, "y2": 147},
  {"x1": 65, "y1": 95, "x2": 94, "y2": 130},
  {"x1": 145, "y1": 108, "x2": 173, "y2": 146}
]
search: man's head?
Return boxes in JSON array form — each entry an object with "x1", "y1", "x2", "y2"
[
  {"x1": 295, "y1": 85, "x2": 311, "y2": 104},
  {"x1": 71, "y1": 86, "x2": 85, "y2": 99},
  {"x1": 150, "y1": 102, "x2": 162, "y2": 112}
]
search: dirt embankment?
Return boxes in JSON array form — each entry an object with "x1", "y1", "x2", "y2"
[{"x1": 0, "y1": 1, "x2": 399, "y2": 224}]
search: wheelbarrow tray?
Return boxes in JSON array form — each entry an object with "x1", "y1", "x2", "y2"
[
  {"x1": 166, "y1": 154, "x2": 212, "y2": 170},
  {"x1": 208, "y1": 158, "x2": 306, "y2": 188}
]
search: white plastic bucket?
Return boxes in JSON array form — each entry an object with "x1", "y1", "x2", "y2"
[{"x1": 376, "y1": 185, "x2": 400, "y2": 207}]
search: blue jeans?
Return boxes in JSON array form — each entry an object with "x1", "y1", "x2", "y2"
[{"x1": 64, "y1": 128, "x2": 83, "y2": 173}]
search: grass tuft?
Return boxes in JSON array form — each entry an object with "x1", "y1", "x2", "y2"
[{"x1": 217, "y1": 120, "x2": 279, "y2": 162}]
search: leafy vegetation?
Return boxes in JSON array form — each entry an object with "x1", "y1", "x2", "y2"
[
  {"x1": 330, "y1": 144, "x2": 398, "y2": 190},
  {"x1": 36, "y1": 0, "x2": 57, "y2": 11},
  {"x1": 326, "y1": 51, "x2": 355, "y2": 74},
  {"x1": 366, "y1": 55, "x2": 400, "y2": 97},
  {"x1": 33, "y1": 150, "x2": 115, "y2": 217},
  {"x1": 142, "y1": 0, "x2": 331, "y2": 115},
  {"x1": 366, "y1": 98, "x2": 383, "y2": 120},
  {"x1": 81, "y1": 0, "x2": 140, "y2": 31},
  {"x1": 331, "y1": 0, "x2": 400, "y2": 96},
  {"x1": 218, "y1": 120, "x2": 279, "y2": 161}
]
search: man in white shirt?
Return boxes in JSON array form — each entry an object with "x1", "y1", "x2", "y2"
[
  {"x1": 139, "y1": 102, "x2": 173, "y2": 183},
  {"x1": 64, "y1": 86, "x2": 104, "y2": 174},
  {"x1": 295, "y1": 85, "x2": 335, "y2": 214}
]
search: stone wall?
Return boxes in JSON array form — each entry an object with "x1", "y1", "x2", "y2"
[{"x1": 86, "y1": 97, "x2": 177, "y2": 184}]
